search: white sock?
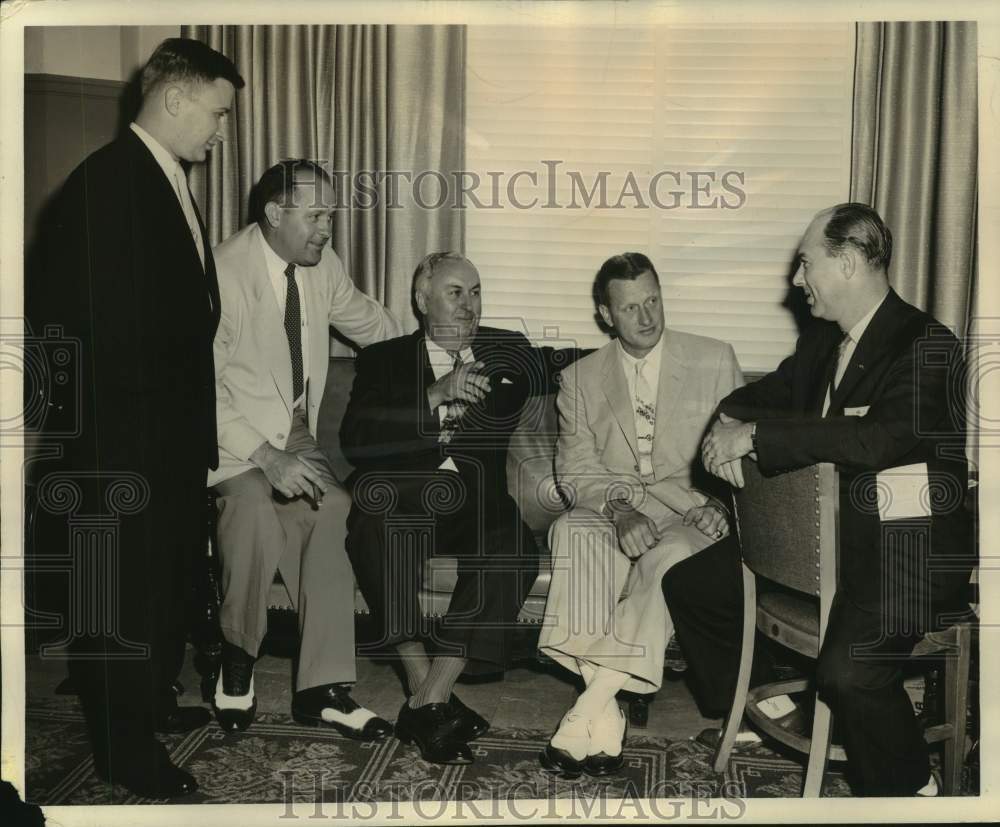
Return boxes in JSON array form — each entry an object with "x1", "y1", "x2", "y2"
[
  {"x1": 571, "y1": 666, "x2": 628, "y2": 720},
  {"x1": 214, "y1": 670, "x2": 254, "y2": 711},
  {"x1": 734, "y1": 726, "x2": 762, "y2": 743},
  {"x1": 757, "y1": 694, "x2": 796, "y2": 719},
  {"x1": 551, "y1": 711, "x2": 590, "y2": 761},
  {"x1": 589, "y1": 703, "x2": 625, "y2": 757}
]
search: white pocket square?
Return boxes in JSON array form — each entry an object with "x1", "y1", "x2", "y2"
[
  {"x1": 501, "y1": 377, "x2": 514, "y2": 385},
  {"x1": 844, "y1": 405, "x2": 870, "y2": 417}
]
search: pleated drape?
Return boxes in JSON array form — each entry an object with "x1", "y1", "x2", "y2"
[
  {"x1": 851, "y1": 21, "x2": 978, "y2": 339},
  {"x1": 182, "y1": 25, "x2": 465, "y2": 330}
]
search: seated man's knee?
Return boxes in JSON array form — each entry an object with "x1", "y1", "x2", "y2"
[
  {"x1": 816, "y1": 639, "x2": 884, "y2": 704},
  {"x1": 661, "y1": 555, "x2": 700, "y2": 607},
  {"x1": 215, "y1": 469, "x2": 277, "y2": 513},
  {"x1": 550, "y1": 507, "x2": 613, "y2": 548},
  {"x1": 314, "y1": 481, "x2": 351, "y2": 521}
]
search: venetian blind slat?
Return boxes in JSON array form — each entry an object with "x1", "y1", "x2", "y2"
[{"x1": 466, "y1": 23, "x2": 854, "y2": 372}]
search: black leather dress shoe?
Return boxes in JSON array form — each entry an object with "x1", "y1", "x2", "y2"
[
  {"x1": 584, "y1": 750, "x2": 625, "y2": 776},
  {"x1": 292, "y1": 684, "x2": 392, "y2": 740},
  {"x1": 213, "y1": 642, "x2": 256, "y2": 733},
  {"x1": 395, "y1": 701, "x2": 473, "y2": 765},
  {"x1": 449, "y1": 693, "x2": 489, "y2": 741},
  {"x1": 96, "y1": 745, "x2": 199, "y2": 800},
  {"x1": 538, "y1": 743, "x2": 586, "y2": 779},
  {"x1": 214, "y1": 697, "x2": 256, "y2": 733},
  {"x1": 695, "y1": 706, "x2": 803, "y2": 750},
  {"x1": 155, "y1": 704, "x2": 211, "y2": 734}
]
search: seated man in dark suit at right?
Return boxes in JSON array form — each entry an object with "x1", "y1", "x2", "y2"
[
  {"x1": 665, "y1": 203, "x2": 974, "y2": 797},
  {"x1": 340, "y1": 252, "x2": 566, "y2": 765}
]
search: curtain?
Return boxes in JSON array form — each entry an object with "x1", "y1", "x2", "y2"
[
  {"x1": 182, "y1": 25, "x2": 465, "y2": 330},
  {"x1": 850, "y1": 21, "x2": 978, "y2": 339}
]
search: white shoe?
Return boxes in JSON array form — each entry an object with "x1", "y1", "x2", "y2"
[
  {"x1": 588, "y1": 703, "x2": 626, "y2": 758},
  {"x1": 549, "y1": 710, "x2": 591, "y2": 761},
  {"x1": 916, "y1": 773, "x2": 939, "y2": 797}
]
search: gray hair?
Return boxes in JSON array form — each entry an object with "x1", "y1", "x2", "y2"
[{"x1": 411, "y1": 252, "x2": 474, "y2": 306}]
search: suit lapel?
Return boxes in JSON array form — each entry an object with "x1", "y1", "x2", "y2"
[
  {"x1": 301, "y1": 263, "x2": 329, "y2": 402},
  {"x1": 653, "y1": 333, "x2": 685, "y2": 453},
  {"x1": 126, "y1": 131, "x2": 206, "y2": 279},
  {"x1": 809, "y1": 332, "x2": 844, "y2": 414},
  {"x1": 601, "y1": 345, "x2": 639, "y2": 461},
  {"x1": 827, "y1": 291, "x2": 905, "y2": 414},
  {"x1": 248, "y1": 229, "x2": 295, "y2": 414}
]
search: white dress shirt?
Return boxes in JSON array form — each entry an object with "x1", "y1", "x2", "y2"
[{"x1": 823, "y1": 290, "x2": 889, "y2": 416}]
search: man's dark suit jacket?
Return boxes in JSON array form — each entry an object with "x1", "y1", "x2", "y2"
[
  {"x1": 340, "y1": 326, "x2": 565, "y2": 517},
  {"x1": 719, "y1": 289, "x2": 972, "y2": 616},
  {"x1": 28, "y1": 128, "x2": 220, "y2": 752},
  {"x1": 34, "y1": 128, "x2": 220, "y2": 474}
]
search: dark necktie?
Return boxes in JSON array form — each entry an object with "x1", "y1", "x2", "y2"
[
  {"x1": 822, "y1": 333, "x2": 851, "y2": 417},
  {"x1": 283, "y1": 262, "x2": 304, "y2": 403}
]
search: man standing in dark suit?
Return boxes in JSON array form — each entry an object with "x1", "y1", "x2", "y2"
[
  {"x1": 664, "y1": 203, "x2": 973, "y2": 796},
  {"x1": 341, "y1": 252, "x2": 561, "y2": 765},
  {"x1": 29, "y1": 39, "x2": 244, "y2": 799}
]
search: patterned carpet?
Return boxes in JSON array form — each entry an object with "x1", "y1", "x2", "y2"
[{"x1": 24, "y1": 695, "x2": 859, "y2": 805}]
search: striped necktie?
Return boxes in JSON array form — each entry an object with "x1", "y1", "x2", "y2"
[{"x1": 439, "y1": 351, "x2": 464, "y2": 444}]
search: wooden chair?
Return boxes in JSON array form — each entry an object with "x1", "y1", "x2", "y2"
[{"x1": 713, "y1": 458, "x2": 974, "y2": 796}]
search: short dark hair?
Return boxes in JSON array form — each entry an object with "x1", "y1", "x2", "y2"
[
  {"x1": 593, "y1": 252, "x2": 660, "y2": 307},
  {"x1": 140, "y1": 37, "x2": 245, "y2": 97},
  {"x1": 821, "y1": 202, "x2": 893, "y2": 272},
  {"x1": 251, "y1": 160, "x2": 334, "y2": 227}
]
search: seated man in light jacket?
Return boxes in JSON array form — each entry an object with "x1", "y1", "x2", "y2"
[
  {"x1": 538, "y1": 252, "x2": 742, "y2": 777},
  {"x1": 209, "y1": 159, "x2": 400, "y2": 738}
]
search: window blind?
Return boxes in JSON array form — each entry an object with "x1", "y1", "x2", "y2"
[{"x1": 465, "y1": 24, "x2": 855, "y2": 372}]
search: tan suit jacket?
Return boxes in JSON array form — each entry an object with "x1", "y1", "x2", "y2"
[
  {"x1": 209, "y1": 223, "x2": 400, "y2": 486},
  {"x1": 555, "y1": 329, "x2": 743, "y2": 528}
]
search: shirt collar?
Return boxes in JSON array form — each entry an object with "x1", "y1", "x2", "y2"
[
  {"x1": 258, "y1": 228, "x2": 294, "y2": 277},
  {"x1": 425, "y1": 334, "x2": 473, "y2": 365},
  {"x1": 846, "y1": 290, "x2": 890, "y2": 345},
  {"x1": 618, "y1": 332, "x2": 664, "y2": 373},
  {"x1": 130, "y1": 122, "x2": 182, "y2": 186}
]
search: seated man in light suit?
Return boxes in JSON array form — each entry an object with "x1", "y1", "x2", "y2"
[
  {"x1": 209, "y1": 159, "x2": 401, "y2": 738},
  {"x1": 538, "y1": 252, "x2": 743, "y2": 777}
]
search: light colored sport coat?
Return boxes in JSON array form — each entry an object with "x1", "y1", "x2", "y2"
[
  {"x1": 209, "y1": 223, "x2": 400, "y2": 486},
  {"x1": 555, "y1": 329, "x2": 743, "y2": 527}
]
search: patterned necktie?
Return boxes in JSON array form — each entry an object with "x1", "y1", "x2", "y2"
[
  {"x1": 283, "y1": 263, "x2": 304, "y2": 404},
  {"x1": 439, "y1": 351, "x2": 464, "y2": 444},
  {"x1": 174, "y1": 165, "x2": 205, "y2": 268},
  {"x1": 822, "y1": 333, "x2": 852, "y2": 416},
  {"x1": 634, "y1": 359, "x2": 655, "y2": 477}
]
